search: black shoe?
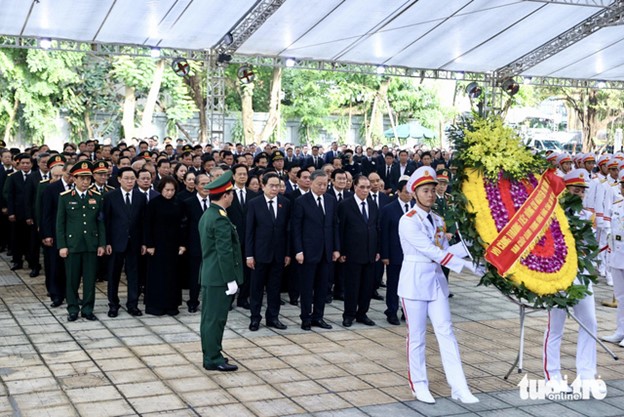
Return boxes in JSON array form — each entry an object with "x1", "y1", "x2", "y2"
[
  {"x1": 372, "y1": 291, "x2": 384, "y2": 301},
  {"x1": 266, "y1": 320, "x2": 287, "y2": 330},
  {"x1": 301, "y1": 321, "x2": 311, "y2": 331},
  {"x1": 448, "y1": 293, "x2": 454, "y2": 298},
  {"x1": 10, "y1": 263, "x2": 23, "y2": 271},
  {"x1": 81, "y1": 313, "x2": 98, "y2": 321},
  {"x1": 311, "y1": 319, "x2": 332, "y2": 329},
  {"x1": 249, "y1": 321, "x2": 260, "y2": 331},
  {"x1": 29, "y1": 268, "x2": 40, "y2": 277},
  {"x1": 356, "y1": 316, "x2": 376, "y2": 326},
  {"x1": 50, "y1": 299, "x2": 62, "y2": 308},
  {"x1": 237, "y1": 300, "x2": 250, "y2": 310},
  {"x1": 289, "y1": 299, "x2": 299, "y2": 306},
  {"x1": 401, "y1": 313, "x2": 405, "y2": 321},
  {"x1": 342, "y1": 319, "x2": 353, "y2": 327},
  {"x1": 203, "y1": 362, "x2": 238, "y2": 372},
  {"x1": 107, "y1": 307, "x2": 119, "y2": 318},
  {"x1": 188, "y1": 305, "x2": 198, "y2": 313},
  {"x1": 387, "y1": 316, "x2": 400, "y2": 326},
  {"x1": 67, "y1": 313, "x2": 78, "y2": 322},
  {"x1": 334, "y1": 294, "x2": 344, "y2": 301},
  {"x1": 166, "y1": 309, "x2": 179, "y2": 316},
  {"x1": 380, "y1": 282, "x2": 387, "y2": 288},
  {"x1": 280, "y1": 299, "x2": 285, "y2": 305},
  {"x1": 128, "y1": 307, "x2": 143, "y2": 317},
  {"x1": 325, "y1": 295, "x2": 333, "y2": 304}
]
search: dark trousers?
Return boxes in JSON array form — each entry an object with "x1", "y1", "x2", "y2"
[
  {"x1": 200, "y1": 284, "x2": 231, "y2": 367},
  {"x1": 343, "y1": 261, "x2": 374, "y2": 321},
  {"x1": 12, "y1": 220, "x2": 38, "y2": 267},
  {"x1": 107, "y1": 248, "x2": 140, "y2": 309},
  {"x1": 138, "y1": 253, "x2": 148, "y2": 294},
  {"x1": 44, "y1": 245, "x2": 66, "y2": 302},
  {"x1": 384, "y1": 264, "x2": 401, "y2": 318},
  {"x1": 236, "y1": 253, "x2": 251, "y2": 306},
  {"x1": 330, "y1": 262, "x2": 344, "y2": 298},
  {"x1": 299, "y1": 260, "x2": 331, "y2": 322},
  {"x1": 250, "y1": 261, "x2": 284, "y2": 322},
  {"x1": 65, "y1": 251, "x2": 97, "y2": 315},
  {"x1": 187, "y1": 255, "x2": 202, "y2": 308},
  {"x1": 0, "y1": 213, "x2": 9, "y2": 250},
  {"x1": 374, "y1": 259, "x2": 384, "y2": 290}
]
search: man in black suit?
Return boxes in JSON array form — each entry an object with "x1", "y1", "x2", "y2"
[
  {"x1": 360, "y1": 147, "x2": 377, "y2": 176},
  {"x1": 228, "y1": 164, "x2": 259, "y2": 309},
  {"x1": 23, "y1": 152, "x2": 50, "y2": 277},
  {"x1": 284, "y1": 165, "x2": 300, "y2": 196},
  {"x1": 0, "y1": 148, "x2": 15, "y2": 253},
  {"x1": 40, "y1": 159, "x2": 73, "y2": 307},
  {"x1": 324, "y1": 142, "x2": 340, "y2": 164},
  {"x1": 390, "y1": 150, "x2": 416, "y2": 192},
  {"x1": 103, "y1": 167, "x2": 146, "y2": 317},
  {"x1": 5, "y1": 153, "x2": 39, "y2": 273},
  {"x1": 181, "y1": 173, "x2": 211, "y2": 313},
  {"x1": 378, "y1": 152, "x2": 397, "y2": 193},
  {"x1": 292, "y1": 170, "x2": 340, "y2": 330},
  {"x1": 136, "y1": 168, "x2": 160, "y2": 203},
  {"x1": 367, "y1": 171, "x2": 390, "y2": 300},
  {"x1": 246, "y1": 173, "x2": 291, "y2": 331},
  {"x1": 326, "y1": 169, "x2": 352, "y2": 302},
  {"x1": 305, "y1": 146, "x2": 324, "y2": 170},
  {"x1": 380, "y1": 177, "x2": 414, "y2": 325},
  {"x1": 337, "y1": 175, "x2": 380, "y2": 327}
]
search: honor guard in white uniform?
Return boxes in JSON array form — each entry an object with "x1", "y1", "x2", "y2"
[
  {"x1": 543, "y1": 168, "x2": 599, "y2": 393},
  {"x1": 546, "y1": 152, "x2": 559, "y2": 168},
  {"x1": 602, "y1": 169, "x2": 624, "y2": 346},
  {"x1": 597, "y1": 155, "x2": 613, "y2": 283},
  {"x1": 398, "y1": 166, "x2": 478, "y2": 405},
  {"x1": 555, "y1": 153, "x2": 572, "y2": 178}
]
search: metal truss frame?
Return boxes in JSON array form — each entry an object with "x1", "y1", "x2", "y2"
[
  {"x1": 496, "y1": 0, "x2": 624, "y2": 79},
  {"x1": 206, "y1": 52, "x2": 227, "y2": 145}
]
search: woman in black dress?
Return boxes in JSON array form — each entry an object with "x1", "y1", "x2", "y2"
[
  {"x1": 144, "y1": 176, "x2": 186, "y2": 316},
  {"x1": 176, "y1": 171, "x2": 196, "y2": 202},
  {"x1": 173, "y1": 163, "x2": 187, "y2": 192}
]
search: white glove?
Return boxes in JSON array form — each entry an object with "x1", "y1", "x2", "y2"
[
  {"x1": 225, "y1": 280, "x2": 238, "y2": 295},
  {"x1": 461, "y1": 260, "x2": 479, "y2": 276}
]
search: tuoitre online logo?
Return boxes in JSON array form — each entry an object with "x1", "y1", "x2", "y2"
[{"x1": 518, "y1": 375, "x2": 607, "y2": 401}]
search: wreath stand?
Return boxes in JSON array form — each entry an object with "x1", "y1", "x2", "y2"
[{"x1": 503, "y1": 295, "x2": 619, "y2": 380}]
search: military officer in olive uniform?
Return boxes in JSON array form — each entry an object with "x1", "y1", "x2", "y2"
[
  {"x1": 199, "y1": 171, "x2": 243, "y2": 372},
  {"x1": 56, "y1": 161, "x2": 106, "y2": 322}
]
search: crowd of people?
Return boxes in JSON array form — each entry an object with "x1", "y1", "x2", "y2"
[{"x1": 3, "y1": 136, "x2": 622, "y2": 402}]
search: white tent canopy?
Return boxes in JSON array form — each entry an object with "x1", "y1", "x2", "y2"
[{"x1": 1, "y1": 0, "x2": 624, "y2": 81}]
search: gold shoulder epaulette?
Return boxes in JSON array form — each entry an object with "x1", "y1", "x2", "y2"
[
  {"x1": 40, "y1": 178, "x2": 50, "y2": 184},
  {"x1": 7, "y1": 171, "x2": 15, "y2": 176},
  {"x1": 405, "y1": 209, "x2": 417, "y2": 217},
  {"x1": 60, "y1": 189, "x2": 72, "y2": 196},
  {"x1": 90, "y1": 189, "x2": 101, "y2": 196}
]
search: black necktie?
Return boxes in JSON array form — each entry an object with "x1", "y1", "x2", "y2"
[
  {"x1": 372, "y1": 194, "x2": 377, "y2": 206},
  {"x1": 361, "y1": 201, "x2": 368, "y2": 222},
  {"x1": 23, "y1": 173, "x2": 29, "y2": 182},
  {"x1": 202, "y1": 198, "x2": 207, "y2": 211},
  {"x1": 338, "y1": 192, "x2": 342, "y2": 202},
  {"x1": 317, "y1": 196, "x2": 324, "y2": 216},
  {"x1": 268, "y1": 200, "x2": 276, "y2": 220},
  {"x1": 294, "y1": 184, "x2": 298, "y2": 190},
  {"x1": 80, "y1": 193, "x2": 85, "y2": 200},
  {"x1": 239, "y1": 190, "x2": 245, "y2": 206},
  {"x1": 386, "y1": 166, "x2": 391, "y2": 177},
  {"x1": 145, "y1": 191, "x2": 149, "y2": 202},
  {"x1": 404, "y1": 203, "x2": 409, "y2": 213},
  {"x1": 427, "y1": 213, "x2": 435, "y2": 228},
  {"x1": 125, "y1": 192, "x2": 131, "y2": 206}
]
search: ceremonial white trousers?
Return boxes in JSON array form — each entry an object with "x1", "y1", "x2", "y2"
[
  {"x1": 609, "y1": 267, "x2": 624, "y2": 335},
  {"x1": 543, "y1": 293, "x2": 597, "y2": 381},
  {"x1": 401, "y1": 287, "x2": 470, "y2": 394}
]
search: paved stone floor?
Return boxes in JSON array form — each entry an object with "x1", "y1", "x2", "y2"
[{"x1": 1, "y1": 253, "x2": 624, "y2": 417}]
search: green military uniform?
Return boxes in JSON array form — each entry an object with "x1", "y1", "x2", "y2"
[
  {"x1": 56, "y1": 162, "x2": 106, "y2": 319},
  {"x1": 199, "y1": 171, "x2": 243, "y2": 369}
]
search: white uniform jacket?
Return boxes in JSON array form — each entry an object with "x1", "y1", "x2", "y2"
[
  {"x1": 398, "y1": 206, "x2": 465, "y2": 301},
  {"x1": 609, "y1": 199, "x2": 624, "y2": 270}
]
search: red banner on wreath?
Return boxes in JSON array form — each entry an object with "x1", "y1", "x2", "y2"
[{"x1": 485, "y1": 169, "x2": 566, "y2": 275}]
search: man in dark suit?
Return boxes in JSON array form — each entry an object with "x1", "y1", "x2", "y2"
[
  {"x1": 360, "y1": 147, "x2": 377, "y2": 176},
  {"x1": 228, "y1": 164, "x2": 259, "y2": 309},
  {"x1": 287, "y1": 169, "x2": 311, "y2": 204},
  {"x1": 337, "y1": 175, "x2": 380, "y2": 327},
  {"x1": 305, "y1": 146, "x2": 324, "y2": 170},
  {"x1": 103, "y1": 167, "x2": 146, "y2": 318},
  {"x1": 0, "y1": 148, "x2": 15, "y2": 253},
  {"x1": 182, "y1": 173, "x2": 211, "y2": 313},
  {"x1": 324, "y1": 142, "x2": 340, "y2": 164},
  {"x1": 326, "y1": 169, "x2": 352, "y2": 302},
  {"x1": 390, "y1": 150, "x2": 416, "y2": 192},
  {"x1": 284, "y1": 165, "x2": 300, "y2": 196},
  {"x1": 245, "y1": 173, "x2": 291, "y2": 331},
  {"x1": 136, "y1": 168, "x2": 160, "y2": 295},
  {"x1": 5, "y1": 153, "x2": 39, "y2": 274},
  {"x1": 367, "y1": 171, "x2": 390, "y2": 300},
  {"x1": 40, "y1": 158, "x2": 72, "y2": 307},
  {"x1": 378, "y1": 152, "x2": 397, "y2": 193},
  {"x1": 292, "y1": 170, "x2": 340, "y2": 330},
  {"x1": 380, "y1": 176, "x2": 414, "y2": 325}
]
